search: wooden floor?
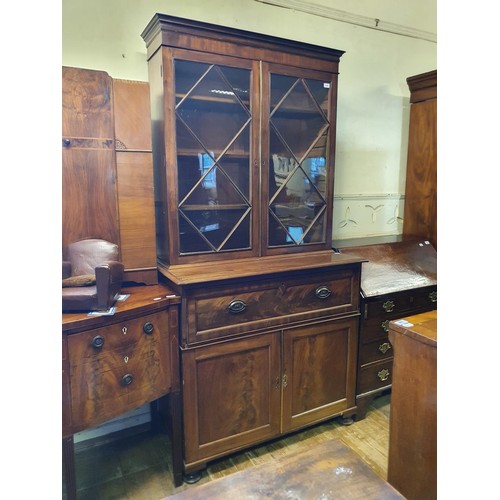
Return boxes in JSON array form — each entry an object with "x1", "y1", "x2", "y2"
[{"x1": 65, "y1": 394, "x2": 391, "y2": 500}]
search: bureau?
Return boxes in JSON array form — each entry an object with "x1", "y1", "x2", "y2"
[
  {"x1": 62, "y1": 284, "x2": 182, "y2": 499},
  {"x1": 334, "y1": 236, "x2": 437, "y2": 419}
]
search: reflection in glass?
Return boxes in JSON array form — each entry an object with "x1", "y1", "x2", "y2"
[
  {"x1": 268, "y1": 74, "x2": 331, "y2": 247},
  {"x1": 174, "y1": 59, "x2": 252, "y2": 255}
]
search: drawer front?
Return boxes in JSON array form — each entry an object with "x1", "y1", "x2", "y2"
[
  {"x1": 68, "y1": 311, "x2": 171, "y2": 432},
  {"x1": 358, "y1": 336, "x2": 393, "y2": 366},
  {"x1": 360, "y1": 315, "x2": 401, "y2": 343},
  {"x1": 412, "y1": 287, "x2": 438, "y2": 309},
  {"x1": 186, "y1": 268, "x2": 360, "y2": 344},
  {"x1": 364, "y1": 286, "x2": 437, "y2": 320},
  {"x1": 357, "y1": 359, "x2": 393, "y2": 396}
]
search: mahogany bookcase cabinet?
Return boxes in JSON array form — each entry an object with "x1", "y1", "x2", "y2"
[{"x1": 141, "y1": 14, "x2": 365, "y2": 480}]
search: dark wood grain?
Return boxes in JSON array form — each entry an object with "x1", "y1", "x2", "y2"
[
  {"x1": 403, "y1": 70, "x2": 437, "y2": 248},
  {"x1": 62, "y1": 67, "x2": 119, "y2": 252},
  {"x1": 62, "y1": 284, "x2": 184, "y2": 499},
  {"x1": 181, "y1": 332, "x2": 281, "y2": 471}
]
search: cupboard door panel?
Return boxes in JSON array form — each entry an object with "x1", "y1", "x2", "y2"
[
  {"x1": 182, "y1": 333, "x2": 281, "y2": 468},
  {"x1": 282, "y1": 318, "x2": 358, "y2": 433}
]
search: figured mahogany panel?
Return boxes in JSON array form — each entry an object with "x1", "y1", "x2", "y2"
[
  {"x1": 67, "y1": 311, "x2": 171, "y2": 432},
  {"x1": 181, "y1": 332, "x2": 281, "y2": 470},
  {"x1": 281, "y1": 318, "x2": 358, "y2": 432},
  {"x1": 62, "y1": 66, "x2": 119, "y2": 253},
  {"x1": 185, "y1": 268, "x2": 359, "y2": 344}
]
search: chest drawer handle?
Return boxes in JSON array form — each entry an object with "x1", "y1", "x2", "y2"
[
  {"x1": 315, "y1": 286, "x2": 331, "y2": 299},
  {"x1": 143, "y1": 321, "x2": 154, "y2": 334},
  {"x1": 121, "y1": 374, "x2": 133, "y2": 386},
  {"x1": 377, "y1": 369, "x2": 390, "y2": 382},
  {"x1": 382, "y1": 300, "x2": 395, "y2": 312},
  {"x1": 378, "y1": 342, "x2": 392, "y2": 354},
  {"x1": 228, "y1": 299, "x2": 247, "y2": 314},
  {"x1": 381, "y1": 320, "x2": 389, "y2": 333},
  {"x1": 429, "y1": 291, "x2": 437, "y2": 303},
  {"x1": 91, "y1": 335, "x2": 105, "y2": 349}
]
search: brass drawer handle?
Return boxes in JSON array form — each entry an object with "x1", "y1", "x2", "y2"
[
  {"x1": 121, "y1": 373, "x2": 134, "y2": 386},
  {"x1": 382, "y1": 300, "x2": 395, "y2": 312},
  {"x1": 91, "y1": 335, "x2": 105, "y2": 349},
  {"x1": 377, "y1": 369, "x2": 390, "y2": 382},
  {"x1": 315, "y1": 286, "x2": 331, "y2": 299},
  {"x1": 228, "y1": 299, "x2": 247, "y2": 314},
  {"x1": 429, "y1": 291, "x2": 437, "y2": 303},
  {"x1": 381, "y1": 320, "x2": 389, "y2": 333},
  {"x1": 282, "y1": 374, "x2": 288, "y2": 388},
  {"x1": 143, "y1": 321, "x2": 154, "y2": 334},
  {"x1": 378, "y1": 342, "x2": 392, "y2": 354}
]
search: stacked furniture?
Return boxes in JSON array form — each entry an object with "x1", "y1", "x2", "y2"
[
  {"x1": 334, "y1": 236, "x2": 437, "y2": 419},
  {"x1": 141, "y1": 14, "x2": 365, "y2": 479}
]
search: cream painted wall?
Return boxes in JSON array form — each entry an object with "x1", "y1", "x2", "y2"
[{"x1": 62, "y1": 0, "x2": 436, "y2": 240}]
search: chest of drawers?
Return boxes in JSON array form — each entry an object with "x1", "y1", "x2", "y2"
[{"x1": 334, "y1": 237, "x2": 437, "y2": 420}]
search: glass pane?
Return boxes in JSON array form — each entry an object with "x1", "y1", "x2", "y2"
[
  {"x1": 180, "y1": 207, "x2": 250, "y2": 252},
  {"x1": 305, "y1": 78, "x2": 330, "y2": 115},
  {"x1": 268, "y1": 73, "x2": 330, "y2": 248},
  {"x1": 174, "y1": 60, "x2": 253, "y2": 255}
]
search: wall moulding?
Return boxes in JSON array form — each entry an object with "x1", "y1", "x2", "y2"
[
  {"x1": 254, "y1": 0, "x2": 437, "y2": 43},
  {"x1": 332, "y1": 193, "x2": 405, "y2": 240}
]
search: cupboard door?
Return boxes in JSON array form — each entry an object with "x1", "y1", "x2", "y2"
[
  {"x1": 262, "y1": 64, "x2": 337, "y2": 254},
  {"x1": 281, "y1": 318, "x2": 358, "y2": 433},
  {"x1": 168, "y1": 51, "x2": 260, "y2": 261},
  {"x1": 181, "y1": 332, "x2": 281, "y2": 469}
]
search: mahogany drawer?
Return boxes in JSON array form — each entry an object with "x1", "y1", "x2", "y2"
[
  {"x1": 67, "y1": 311, "x2": 171, "y2": 432},
  {"x1": 358, "y1": 336, "x2": 393, "y2": 366},
  {"x1": 357, "y1": 359, "x2": 393, "y2": 395},
  {"x1": 184, "y1": 268, "x2": 360, "y2": 345},
  {"x1": 364, "y1": 286, "x2": 437, "y2": 321}
]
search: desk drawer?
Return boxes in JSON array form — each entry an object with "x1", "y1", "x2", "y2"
[
  {"x1": 364, "y1": 286, "x2": 437, "y2": 320},
  {"x1": 185, "y1": 268, "x2": 360, "y2": 345},
  {"x1": 359, "y1": 336, "x2": 393, "y2": 365},
  {"x1": 68, "y1": 311, "x2": 171, "y2": 431},
  {"x1": 357, "y1": 359, "x2": 393, "y2": 395}
]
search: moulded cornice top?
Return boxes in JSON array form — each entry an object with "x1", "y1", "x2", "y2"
[{"x1": 141, "y1": 13, "x2": 345, "y2": 63}]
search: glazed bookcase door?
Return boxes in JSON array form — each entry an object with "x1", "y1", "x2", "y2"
[
  {"x1": 169, "y1": 51, "x2": 260, "y2": 262},
  {"x1": 261, "y1": 64, "x2": 337, "y2": 255}
]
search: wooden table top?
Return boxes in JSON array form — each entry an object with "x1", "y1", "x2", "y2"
[
  {"x1": 62, "y1": 283, "x2": 180, "y2": 335},
  {"x1": 165, "y1": 439, "x2": 403, "y2": 499},
  {"x1": 389, "y1": 309, "x2": 437, "y2": 346}
]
